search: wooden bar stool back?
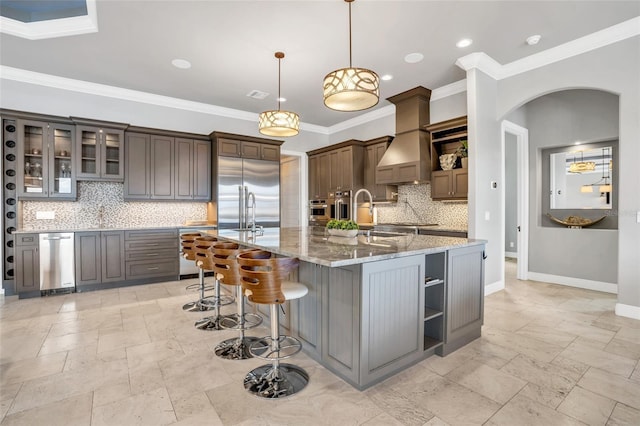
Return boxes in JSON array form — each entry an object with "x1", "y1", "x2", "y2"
[
  {"x1": 212, "y1": 242, "x2": 263, "y2": 360},
  {"x1": 237, "y1": 250, "x2": 309, "y2": 398}
]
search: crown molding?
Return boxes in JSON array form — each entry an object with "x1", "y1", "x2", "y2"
[
  {"x1": 456, "y1": 16, "x2": 640, "y2": 80},
  {"x1": 430, "y1": 79, "x2": 468, "y2": 101},
  {"x1": 0, "y1": 0, "x2": 98, "y2": 40}
]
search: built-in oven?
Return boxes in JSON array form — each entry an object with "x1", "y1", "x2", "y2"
[
  {"x1": 308, "y1": 199, "x2": 329, "y2": 225},
  {"x1": 330, "y1": 190, "x2": 351, "y2": 221}
]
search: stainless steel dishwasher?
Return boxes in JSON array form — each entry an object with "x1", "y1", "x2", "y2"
[{"x1": 39, "y1": 232, "x2": 75, "y2": 291}]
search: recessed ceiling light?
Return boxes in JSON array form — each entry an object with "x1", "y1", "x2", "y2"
[
  {"x1": 526, "y1": 34, "x2": 541, "y2": 46},
  {"x1": 456, "y1": 38, "x2": 473, "y2": 48},
  {"x1": 277, "y1": 97, "x2": 287, "y2": 102},
  {"x1": 247, "y1": 90, "x2": 269, "y2": 100},
  {"x1": 381, "y1": 74, "x2": 393, "y2": 81},
  {"x1": 171, "y1": 59, "x2": 191, "y2": 69},
  {"x1": 404, "y1": 53, "x2": 424, "y2": 64}
]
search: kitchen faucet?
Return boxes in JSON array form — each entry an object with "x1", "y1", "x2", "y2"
[
  {"x1": 352, "y1": 188, "x2": 374, "y2": 224},
  {"x1": 246, "y1": 191, "x2": 257, "y2": 232}
]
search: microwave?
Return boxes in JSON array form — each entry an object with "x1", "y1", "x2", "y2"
[{"x1": 309, "y1": 199, "x2": 329, "y2": 224}]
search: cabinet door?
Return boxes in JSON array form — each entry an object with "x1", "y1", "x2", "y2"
[
  {"x1": 308, "y1": 155, "x2": 319, "y2": 199},
  {"x1": 318, "y1": 153, "x2": 330, "y2": 198},
  {"x1": 192, "y1": 140, "x2": 211, "y2": 200},
  {"x1": 329, "y1": 150, "x2": 340, "y2": 191},
  {"x1": 75, "y1": 232, "x2": 101, "y2": 286},
  {"x1": 452, "y1": 169, "x2": 468, "y2": 198},
  {"x1": 102, "y1": 231, "x2": 125, "y2": 282},
  {"x1": 240, "y1": 141, "x2": 260, "y2": 159},
  {"x1": 260, "y1": 144, "x2": 280, "y2": 161},
  {"x1": 218, "y1": 139, "x2": 241, "y2": 157},
  {"x1": 337, "y1": 147, "x2": 353, "y2": 190},
  {"x1": 76, "y1": 125, "x2": 101, "y2": 179},
  {"x1": 430, "y1": 171, "x2": 451, "y2": 200},
  {"x1": 444, "y1": 245, "x2": 484, "y2": 354},
  {"x1": 17, "y1": 120, "x2": 48, "y2": 198},
  {"x1": 174, "y1": 138, "x2": 193, "y2": 200},
  {"x1": 124, "y1": 133, "x2": 150, "y2": 198},
  {"x1": 150, "y1": 135, "x2": 174, "y2": 199},
  {"x1": 15, "y1": 236, "x2": 39, "y2": 294},
  {"x1": 48, "y1": 123, "x2": 76, "y2": 198},
  {"x1": 292, "y1": 262, "x2": 323, "y2": 362},
  {"x1": 101, "y1": 128, "x2": 124, "y2": 181}
]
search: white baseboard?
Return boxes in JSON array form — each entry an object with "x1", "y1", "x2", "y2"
[
  {"x1": 485, "y1": 280, "x2": 505, "y2": 296},
  {"x1": 615, "y1": 303, "x2": 640, "y2": 320},
  {"x1": 0, "y1": 288, "x2": 4, "y2": 296},
  {"x1": 505, "y1": 251, "x2": 517, "y2": 259},
  {"x1": 527, "y1": 272, "x2": 617, "y2": 294}
]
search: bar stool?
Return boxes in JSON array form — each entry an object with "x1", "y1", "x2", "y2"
[
  {"x1": 183, "y1": 236, "x2": 234, "y2": 313},
  {"x1": 237, "y1": 250, "x2": 309, "y2": 398},
  {"x1": 180, "y1": 233, "x2": 202, "y2": 293},
  {"x1": 212, "y1": 242, "x2": 264, "y2": 360}
]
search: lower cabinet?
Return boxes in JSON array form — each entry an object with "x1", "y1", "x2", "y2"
[
  {"x1": 431, "y1": 169, "x2": 468, "y2": 200},
  {"x1": 15, "y1": 234, "x2": 40, "y2": 296},
  {"x1": 124, "y1": 229, "x2": 178, "y2": 280},
  {"x1": 75, "y1": 231, "x2": 125, "y2": 289}
]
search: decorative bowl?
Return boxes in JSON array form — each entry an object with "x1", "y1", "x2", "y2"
[
  {"x1": 327, "y1": 229, "x2": 358, "y2": 238},
  {"x1": 439, "y1": 153, "x2": 457, "y2": 170}
]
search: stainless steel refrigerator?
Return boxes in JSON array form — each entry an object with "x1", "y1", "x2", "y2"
[{"x1": 217, "y1": 156, "x2": 280, "y2": 229}]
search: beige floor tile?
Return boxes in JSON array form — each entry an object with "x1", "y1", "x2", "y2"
[
  {"x1": 0, "y1": 381, "x2": 22, "y2": 403},
  {"x1": 465, "y1": 338, "x2": 520, "y2": 369},
  {"x1": 516, "y1": 382, "x2": 569, "y2": 409},
  {"x1": 557, "y1": 385, "x2": 616, "y2": 426},
  {"x1": 170, "y1": 408, "x2": 224, "y2": 426},
  {"x1": 421, "y1": 344, "x2": 475, "y2": 376},
  {"x1": 482, "y1": 327, "x2": 564, "y2": 363},
  {"x1": 362, "y1": 412, "x2": 408, "y2": 426},
  {"x1": 92, "y1": 386, "x2": 177, "y2": 426},
  {"x1": 366, "y1": 380, "x2": 435, "y2": 426},
  {"x1": 604, "y1": 338, "x2": 640, "y2": 361},
  {"x1": 445, "y1": 360, "x2": 527, "y2": 404},
  {"x1": 0, "y1": 392, "x2": 92, "y2": 426},
  {"x1": 501, "y1": 354, "x2": 577, "y2": 395},
  {"x1": 96, "y1": 326, "x2": 151, "y2": 353},
  {"x1": 93, "y1": 379, "x2": 131, "y2": 408},
  {"x1": 551, "y1": 355, "x2": 591, "y2": 382},
  {"x1": 607, "y1": 403, "x2": 640, "y2": 426},
  {"x1": 0, "y1": 333, "x2": 48, "y2": 364},
  {"x1": 483, "y1": 306, "x2": 537, "y2": 332},
  {"x1": 422, "y1": 416, "x2": 450, "y2": 426},
  {"x1": 578, "y1": 367, "x2": 640, "y2": 410},
  {"x1": 160, "y1": 351, "x2": 234, "y2": 401},
  {"x1": 631, "y1": 361, "x2": 640, "y2": 382},
  {"x1": 129, "y1": 362, "x2": 166, "y2": 395},
  {"x1": 515, "y1": 323, "x2": 578, "y2": 348},
  {"x1": 613, "y1": 326, "x2": 640, "y2": 344},
  {"x1": 487, "y1": 393, "x2": 584, "y2": 425},
  {"x1": 170, "y1": 391, "x2": 214, "y2": 422},
  {"x1": 560, "y1": 339, "x2": 636, "y2": 377},
  {"x1": 0, "y1": 351, "x2": 67, "y2": 385},
  {"x1": 39, "y1": 330, "x2": 99, "y2": 355},
  {"x1": 125, "y1": 338, "x2": 185, "y2": 370}
]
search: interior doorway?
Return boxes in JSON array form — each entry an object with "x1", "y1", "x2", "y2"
[{"x1": 501, "y1": 120, "x2": 529, "y2": 280}]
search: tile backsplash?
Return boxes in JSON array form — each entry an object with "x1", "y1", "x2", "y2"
[
  {"x1": 375, "y1": 183, "x2": 468, "y2": 229},
  {"x1": 21, "y1": 182, "x2": 208, "y2": 230}
]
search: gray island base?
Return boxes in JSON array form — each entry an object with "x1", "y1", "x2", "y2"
[{"x1": 204, "y1": 227, "x2": 486, "y2": 390}]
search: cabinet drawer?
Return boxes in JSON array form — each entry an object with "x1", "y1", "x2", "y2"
[
  {"x1": 125, "y1": 239, "x2": 177, "y2": 251},
  {"x1": 16, "y1": 234, "x2": 38, "y2": 246},
  {"x1": 125, "y1": 248, "x2": 176, "y2": 261},
  {"x1": 124, "y1": 229, "x2": 177, "y2": 241},
  {"x1": 125, "y1": 259, "x2": 178, "y2": 279}
]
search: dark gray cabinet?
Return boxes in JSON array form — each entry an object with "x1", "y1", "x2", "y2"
[
  {"x1": 75, "y1": 231, "x2": 126, "y2": 288},
  {"x1": 364, "y1": 136, "x2": 397, "y2": 201},
  {"x1": 175, "y1": 138, "x2": 211, "y2": 200},
  {"x1": 307, "y1": 140, "x2": 364, "y2": 199},
  {"x1": 124, "y1": 229, "x2": 178, "y2": 281},
  {"x1": 17, "y1": 120, "x2": 76, "y2": 200},
  {"x1": 75, "y1": 122, "x2": 126, "y2": 181},
  {"x1": 15, "y1": 234, "x2": 39, "y2": 296},
  {"x1": 216, "y1": 137, "x2": 280, "y2": 161},
  {"x1": 124, "y1": 132, "x2": 175, "y2": 200}
]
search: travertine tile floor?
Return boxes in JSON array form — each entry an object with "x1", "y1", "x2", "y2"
[{"x1": 1, "y1": 259, "x2": 639, "y2": 425}]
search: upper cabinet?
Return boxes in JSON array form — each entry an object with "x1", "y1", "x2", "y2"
[
  {"x1": 17, "y1": 119, "x2": 76, "y2": 200},
  {"x1": 307, "y1": 140, "x2": 364, "y2": 198},
  {"x1": 215, "y1": 133, "x2": 281, "y2": 161},
  {"x1": 73, "y1": 118, "x2": 127, "y2": 181},
  {"x1": 364, "y1": 136, "x2": 397, "y2": 201},
  {"x1": 125, "y1": 129, "x2": 211, "y2": 201},
  {"x1": 426, "y1": 116, "x2": 468, "y2": 201}
]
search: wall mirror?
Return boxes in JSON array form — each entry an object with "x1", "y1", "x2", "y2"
[{"x1": 549, "y1": 146, "x2": 613, "y2": 210}]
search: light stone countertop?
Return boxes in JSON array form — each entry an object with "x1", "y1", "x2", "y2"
[
  {"x1": 202, "y1": 226, "x2": 484, "y2": 267},
  {"x1": 13, "y1": 224, "x2": 217, "y2": 234}
]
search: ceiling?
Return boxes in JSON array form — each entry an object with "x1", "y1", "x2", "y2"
[{"x1": 1, "y1": 1, "x2": 639, "y2": 128}]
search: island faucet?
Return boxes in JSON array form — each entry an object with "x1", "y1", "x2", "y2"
[
  {"x1": 247, "y1": 191, "x2": 257, "y2": 231},
  {"x1": 352, "y1": 188, "x2": 374, "y2": 224}
]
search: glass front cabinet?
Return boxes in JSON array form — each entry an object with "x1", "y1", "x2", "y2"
[
  {"x1": 17, "y1": 120, "x2": 76, "y2": 199},
  {"x1": 75, "y1": 124, "x2": 125, "y2": 181}
]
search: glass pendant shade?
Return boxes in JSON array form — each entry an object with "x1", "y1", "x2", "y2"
[
  {"x1": 581, "y1": 185, "x2": 593, "y2": 193},
  {"x1": 323, "y1": 67, "x2": 379, "y2": 111},
  {"x1": 599, "y1": 184, "x2": 612, "y2": 193},
  {"x1": 259, "y1": 51, "x2": 299, "y2": 137},
  {"x1": 258, "y1": 110, "x2": 300, "y2": 137}
]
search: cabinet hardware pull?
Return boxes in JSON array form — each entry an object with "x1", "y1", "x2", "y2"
[
  {"x1": 147, "y1": 253, "x2": 158, "y2": 256},
  {"x1": 147, "y1": 267, "x2": 159, "y2": 270}
]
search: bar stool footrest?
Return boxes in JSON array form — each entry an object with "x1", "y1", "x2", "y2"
[
  {"x1": 194, "y1": 314, "x2": 233, "y2": 331},
  {"x1": 215, "y1": 336, "x2": 268, "y2": 360},
  {"x1": 249, "y1": 335, "x2": 303, "y2": 360},
  {"x1": 219, "y1": 313, "x2": 263, "y2": 330},
  {"x1": 244, "y1": 364, "x2": 309, "y2": 398}
]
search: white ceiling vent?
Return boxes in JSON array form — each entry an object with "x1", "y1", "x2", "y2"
[{"x1": 246, "y1": 90, "x2": 269, "y2": 100}]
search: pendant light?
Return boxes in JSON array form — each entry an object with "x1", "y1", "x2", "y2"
[
  {"x1": 323, "y1": 0, "x2": 379, "y2": 111},
  {"x1": 259, "y1": 52, "x2": 300, "y2": 137}
]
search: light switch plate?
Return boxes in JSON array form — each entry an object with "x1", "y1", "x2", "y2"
[{"x1": 36, "y1": 211, "x2": 55, "y2": 220}]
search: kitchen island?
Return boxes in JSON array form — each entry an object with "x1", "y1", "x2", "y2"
[{"x1": 204, "y1": 226, "x2": 486, "y2": 390}]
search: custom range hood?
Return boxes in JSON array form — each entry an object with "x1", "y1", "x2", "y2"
[{"x1": 376, "y1": 86, "x2": 432, "y2": 184}]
